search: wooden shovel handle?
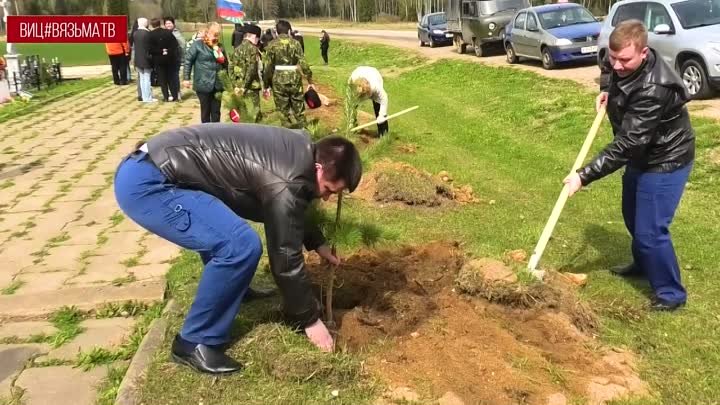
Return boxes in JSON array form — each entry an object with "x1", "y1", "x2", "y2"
[{"x1": 527, "y1": 107, "x2": 606, "y2": 273}]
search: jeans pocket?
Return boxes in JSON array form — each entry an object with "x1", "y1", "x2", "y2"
[{"x1": 167, "y1": 203, "x2": 191, "y2": 232}]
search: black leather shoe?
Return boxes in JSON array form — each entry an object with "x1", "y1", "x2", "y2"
[
  {"x1": 611, "y1": 263, "x2": 643, "y2": 277},
  {"x1": 242, "y1": 287, "x2": 276, "y2": 302},
  {"x1": 650, "y1": 299, "x2": 685, "y2": 312},
  {"x1": 171, "y1": 335, "x2": 242, "y2": 374}
]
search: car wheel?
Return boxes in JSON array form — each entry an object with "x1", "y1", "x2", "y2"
[
  {"x1": 681, "y1": 59, "x2": 712, "y2": 99},
  {"x1": 473, "y1": 38, "x2": 485, "y2": 57},
  {"x1": 430, "y1": 37, "x2": 436, "y2": 48},
  {"x1": 541, "y1": 47, "x2": 555, "y2": 70},
  {"x1": 506, "y1": 43, "x2": 519, "y2": 64}
]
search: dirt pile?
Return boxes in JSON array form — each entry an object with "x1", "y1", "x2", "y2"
[
  {"x1": 455, "y1": 258, "x2": 598, "y2": 332},
  {"x1": 305, "y1": 243, "x2": 650, "y2": 405},
  {"x1": 354, "y1": 160, "x2": 479, "y2": 207}
]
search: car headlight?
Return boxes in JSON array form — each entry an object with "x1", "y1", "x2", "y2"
[
  {"x1": 432, "y1": 29, "x2": 443, "y2": 35},
  {"x1": 489, "y1": 22, "x2": 497, "y2": 30},
  {"x1": 556, "y1": 38, "x2": 573, "y2": 46}
]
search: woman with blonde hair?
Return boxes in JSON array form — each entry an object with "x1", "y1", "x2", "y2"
[
  {"x1": 349, "y1": 66, "x2": 389, "y2": 136},
  {"x1": 183, "y1": 22, "x2": 228, "y2": 123}
]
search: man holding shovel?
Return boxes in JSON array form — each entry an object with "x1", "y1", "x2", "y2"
[
  {"x1": 114, "y1": 124, "x2": 362, "y2": 374},
  {"x1": 563, "y1": 20, "x2": 695, "y2": 311}
]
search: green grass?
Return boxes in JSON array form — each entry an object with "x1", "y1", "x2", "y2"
[
  {"x1": 110, "y1": 212, "x2": 125, "y2": 226},
  {"x1": 0, "y1": 42, "x2": 108, "y2": 66},
  {"x1": 0, "y1": 280, "x2": 25, "y2": 295},
  {"x1": 96, "y1": 365, "x2": 129, "y2": 405},
  {"x1": 49, "y1": 306, "x2": 85, "y2": 348},
  {"x1": 0, "y1": 76, "x2": 110, "y2": 124},
  {"x1": 17, "y1": 36, "x2": 714, "y2": 404}
]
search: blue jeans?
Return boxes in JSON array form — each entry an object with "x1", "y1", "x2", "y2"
[
  {"x1": 622, "y1": 163, "x2": 692, "y2": 304},
  {"x1": 114, "y1": 152, "x2": 263, "y2": 345},
  {"x1": 137, "y1": 68, "x2": 153, "y2": 101}
]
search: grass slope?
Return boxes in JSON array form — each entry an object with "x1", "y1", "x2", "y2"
[{"x1": 134, "y1": 37, "x2": 720, "y2": 404}]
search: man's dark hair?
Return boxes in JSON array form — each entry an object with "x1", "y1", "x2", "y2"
[
  {"x1": 150, "y1": 18, "x2": 162, "y2": 28},
  {"x1": 315, "y1": 137, "x2": 362, "y2": 192},
  {"x1": 276, "y1": 19, "x2": 292, "y2": 35},
  {"x1": 164, "y1": 16, "x2": 175, "y2": 25}
]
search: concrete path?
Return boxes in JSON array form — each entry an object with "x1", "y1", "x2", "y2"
[{"x1": 0, "y1": 81, "x2": 200, "y2": 404}]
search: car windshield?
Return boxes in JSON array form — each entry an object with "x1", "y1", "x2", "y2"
[
  {"x1": 538, "y1": 6, "x2": 596, "y2": 28},
  {"x1": 428, "y1": 13, "x2": 446, "y2": 25},
  {"x1": 479, "y1": 0, "x2": 529, "y2": 16},
  {"x1": 671, "y1": 0, "x2": 720, "y2": 28}
]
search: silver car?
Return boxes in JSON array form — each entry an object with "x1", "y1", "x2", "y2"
[
  {"x1": 598, "y1": 0, "x2": 720, "y2": 98},
  {"x1": 504, "y1": 3, "x2": 601, "y2": 69}
]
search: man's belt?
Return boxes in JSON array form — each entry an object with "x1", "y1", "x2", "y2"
[{"x1": 275, "y1": 65, "x2": 298, "y2": 71}]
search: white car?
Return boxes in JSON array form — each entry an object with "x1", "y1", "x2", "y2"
[{"x1": 597, "y1": 0, "x2": 720, "y2": 98}]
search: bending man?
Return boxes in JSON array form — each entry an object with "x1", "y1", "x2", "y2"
[{"x1": 114, "y1": 124, "x2": 362, "y2": 373}]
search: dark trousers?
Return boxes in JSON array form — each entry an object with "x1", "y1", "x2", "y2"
[
  {"x1": 373, "y1": 100, "x2": 388, "y2": 136},
  {"x1": 321, "y1": 46, "x2": 329, "y2": 64},
  {"x1": 109, "y1": 55, "x2": 129, "y2": 85},
  {"x1": 155, "y1": 63, "x2": 178, "y2": 101},
  {"x1": 170, "y1": 63, "x2": 181, "y2": 99},
  {"x1": 622, "y1": 164, "x2": 692, "y2": 304},
  {"x1": 197, "y1": 90, "x2": 222, "y2": 123},
  {"x1": 114, "y1": 152, "x2": 262, "y2": 345}
]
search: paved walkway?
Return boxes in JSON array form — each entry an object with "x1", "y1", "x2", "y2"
[{"x1": 0, "y1": 81, "x2": 200, "y2": 404}]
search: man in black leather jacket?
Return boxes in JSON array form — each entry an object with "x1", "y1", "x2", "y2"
[
  {"x1": 114, "y1": 123, "x2": 362, "y2": 373},
  {"x1": 564, "y1": 20, "x2": 694, "y2": 312}
]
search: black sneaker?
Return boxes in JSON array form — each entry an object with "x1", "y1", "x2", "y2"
[
  {"x1": 649, "y1": 298, "x2": 685, "y2": 312},
  {"x1": 610, "y1": 263, "x2": 644, "y2": 277},
  {"x1": 170, "y1": 335, "x2": 242, "y2": 374}
]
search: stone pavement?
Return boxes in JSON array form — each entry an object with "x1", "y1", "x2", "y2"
[{"x1": 0, "y1": 80, "x2": 201, "y2": 404}]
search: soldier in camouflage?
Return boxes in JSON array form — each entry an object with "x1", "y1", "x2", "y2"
[
  {"x1": 230, "y1": 24, "x2": 264, "y2": 123},
  {"x1": 262, "y1": 20, "x2": 314, "y2": 129}
]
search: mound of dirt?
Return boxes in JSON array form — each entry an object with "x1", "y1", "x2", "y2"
[
  {"x1": 354, "y1": 160, "x2": 479, "y2": 207},
  {"x1": 305, "y1": 243, "x2": 649, "y2": 405},
  {"x1": 455, "y1": 259, "x2": 598, "y2": 332}
]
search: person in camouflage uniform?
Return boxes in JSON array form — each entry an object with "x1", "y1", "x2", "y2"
[
  {"x1": 262, "y1": 20, "x2": 314, "y2": 128},
  {"x1": 230, "y1": 24, "x2": 264, "y2": 123}
]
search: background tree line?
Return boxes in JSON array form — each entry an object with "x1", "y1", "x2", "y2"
[{"x1": 2, "y1": 0, "x2": 618, "y2": 27}]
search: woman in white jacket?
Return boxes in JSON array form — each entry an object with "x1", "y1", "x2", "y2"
[{"x1": 349, "y1": 66, "x2": 388, "y2": 136}]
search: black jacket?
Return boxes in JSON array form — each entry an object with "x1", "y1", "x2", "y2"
[
  {"x1": 146, "y1": 123, "x2": 326, "y2": 327},
  {"x1": 232, "y1": 29, "x2": 244, "y2": 49},
  {"x1": 148, "y1": 28, "x2": 178, "y2": 66},
  {"x1": 579, "y1": 49, "x2": 695, "y2": 185},
  {"x1": 132, "y1": 29, "x2": 152, "y2": 69}
]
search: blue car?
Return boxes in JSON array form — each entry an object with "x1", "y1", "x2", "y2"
[
  {"x1": 503, "y1": 3, "x2": 601, "y2": 69},
  {"x1": 418, "y1": 12, "x2": 452, "y2": 48}
]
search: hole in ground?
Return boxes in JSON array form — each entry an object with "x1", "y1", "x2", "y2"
[{"x1": 306, "y1": 242, "x2": 650, "y2": 405}]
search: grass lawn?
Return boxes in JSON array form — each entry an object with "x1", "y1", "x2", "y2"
[
  {"x1": 0, "y1": 42, "x2": 108, "y2": 66},
  {"x1": 135, "y1": 37, "x2": 720, "y2": 404}
]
